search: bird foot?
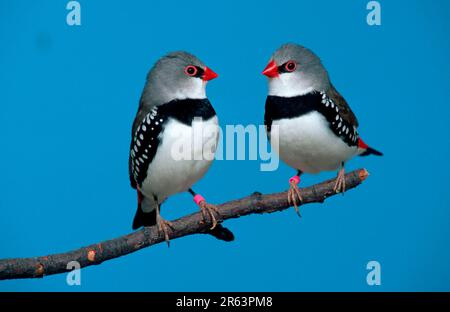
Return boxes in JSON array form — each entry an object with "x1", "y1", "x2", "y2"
[
  {"x1": 333, "y1": 167, "x2": 346, "y2": 194},
  {"x1": 287, "y1": 176, "x2": 302, "y2": 217},
  {"x1": 194, "y1": 194, "x2": 220, "y2": 230},
  {"x1": 157, "y1": 216, "x2": 174, "y2": 247}
]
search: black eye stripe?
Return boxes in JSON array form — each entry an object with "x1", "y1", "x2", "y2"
[{"x1": 194, "y1": 66, "x2": 204, "y2": 78}]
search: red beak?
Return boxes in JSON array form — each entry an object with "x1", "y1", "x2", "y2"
[
  {"x1": 202, "y1": 67, "x2": 218, "y2": 81},
  {"x1": 262, "y1": 60, "x2": 279, "y2": 78}
]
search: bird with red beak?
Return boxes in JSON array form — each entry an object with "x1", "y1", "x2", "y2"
[
  {"x1": 262, "y1": 59, "x2": 279, "y2": 78},
  {"x1": 263, "y1": 43, "x2": 382, "y2": 216},
  {"x1": 129, "y1": 51, "x2": 234, "y2": 245}
]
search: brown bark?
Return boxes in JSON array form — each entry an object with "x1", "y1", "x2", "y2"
[{"x1": 0, "y1": 168, "x2": 368, "y2": 280}]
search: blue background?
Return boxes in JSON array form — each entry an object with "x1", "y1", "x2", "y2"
[{"x1": 1, "y1": 0, "x2": 449, "y2": 291}]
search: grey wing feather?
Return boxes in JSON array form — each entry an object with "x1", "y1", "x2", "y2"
[
  {"x1": 129, "y1": 98, "x2": 154, "y2": 189},
  {"x1": 326, "y1": 84, "x2": 359, "y2": 128}
]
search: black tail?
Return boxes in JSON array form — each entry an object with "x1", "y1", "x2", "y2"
[
  {"x1": 205, "y1": 224, "x2": 235, "y2": 242},
  {"x1": 132, "y1": 206, "x2": 157, "y2": 230},
  {"x1": 360, "y1": 147, "x2": 383, "y2": 157}
]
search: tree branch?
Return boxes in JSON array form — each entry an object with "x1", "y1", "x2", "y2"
[{"x1": 0, "y1": 168, "x2": 368, "y2": 280}]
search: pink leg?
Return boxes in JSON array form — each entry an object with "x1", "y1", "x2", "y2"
[
  {"x1": 287, "y1": 175, "x2": 302, "y2": 217},
  {"x1": 333, "y1": 164, "x2": 346, "y2": 194},
  {"x1": 193, "y1": 194, "x2": 220, "y2": 230},
  {"x1": 156, "y1": 204, "x2": 174, "y2": 247}
]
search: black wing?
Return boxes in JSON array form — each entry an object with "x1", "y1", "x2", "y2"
[
  {"x1": 317, "y1": 91, "x2": 359, "y2": 147},
  {"x1": 326, "y1": 84, "x2": 359, "y2": 128},
  {"x1": 129, "y1": 106, "x2": 164, "y2": 189}
]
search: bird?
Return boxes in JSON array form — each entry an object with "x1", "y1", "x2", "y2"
[
  {"x1": 129, "y1": 51, "x2": 234, "y2": 245},
  {"x1": 262, "y1": 43, "x2": 382, "y2": 215}
]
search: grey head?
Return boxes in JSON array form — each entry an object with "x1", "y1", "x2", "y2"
[
  {"x1": 140, "y1": 51, "x2": 218, "y2": 108},
  {"x1": 262, "y1": 43, "x2": 331, "y2": 97}
]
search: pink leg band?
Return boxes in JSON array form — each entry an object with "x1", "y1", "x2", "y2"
[
  {"x1": 193, "y1": 194, "x2": 205, "y2": 205},
  {"x1": 289, "y1": 175, "x2": 300, "y2": 184}
]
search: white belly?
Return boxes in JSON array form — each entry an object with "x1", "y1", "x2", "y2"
[
  {"x1": 140, "y1": 116, "x2": 219, "y2": 207},
  {"x1": 270, "y1": 112, "x2": 357, "y2": 173}
]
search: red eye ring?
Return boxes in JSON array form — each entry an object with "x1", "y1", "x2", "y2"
[
  {"x1": 184, "y1": 65, "x2": 198, "y2": 76},
  {"x1": 285, "y1": 61, "x2": 297, "y2": 72}
]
